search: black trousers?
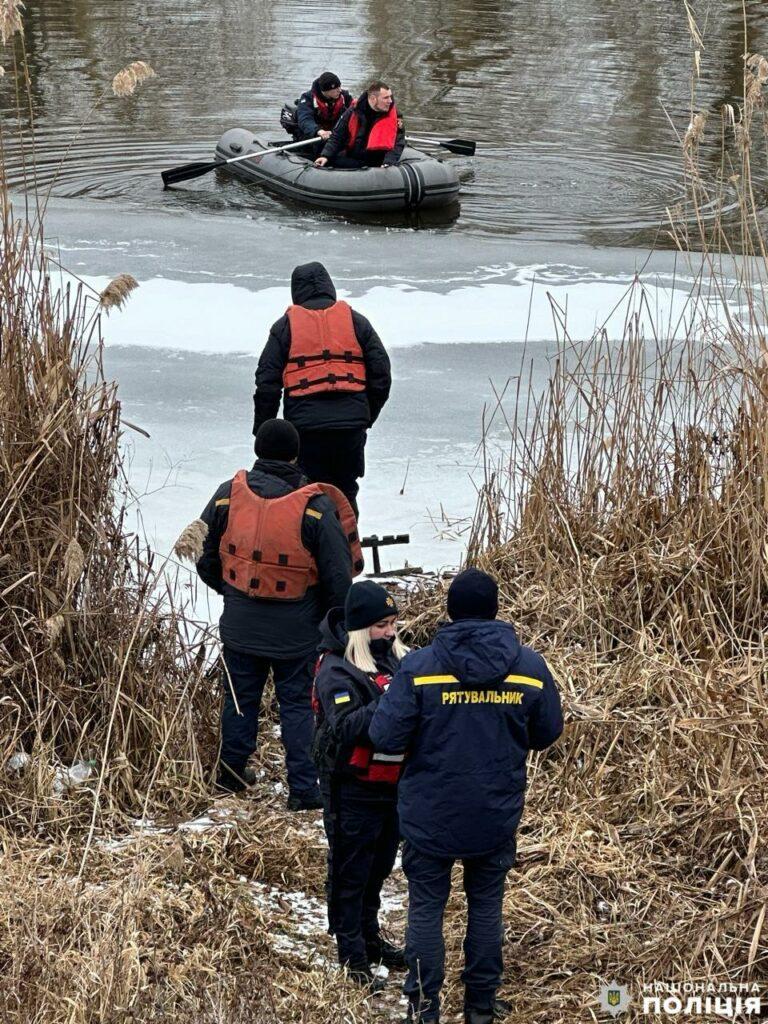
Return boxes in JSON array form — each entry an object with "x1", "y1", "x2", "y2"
[
  {"x1": 219, "y1": 646, "x2": 320, "y2": 797},
  {"x1": 321, "y1": 778, "x2": 399, "y2": 967},
  {"x1": 402, "y1": 837, "x2": 517, "y2": 1021},
  {"x1": 298, "y1": 427, "x2": 366, "y2": 518}
]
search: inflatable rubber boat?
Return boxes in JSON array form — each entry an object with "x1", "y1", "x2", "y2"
[{"x1": 215, "y1": 128, "x2": 460, "y2": 213}]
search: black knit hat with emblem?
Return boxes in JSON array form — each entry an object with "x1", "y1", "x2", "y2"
[
  {"x1": 254, "y1": 418, "x2": 300, "y2": 461},
  {"x1": 345, "y1": 581, "x2": 398, "y2": 631},
  {"x1": 317, "y1": 71, "x2": 342, "y2": 92}
]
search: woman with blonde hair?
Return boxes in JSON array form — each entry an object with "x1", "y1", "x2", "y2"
[{"x1": 312, "y1": 581, "x2": 409, "y2": 991}]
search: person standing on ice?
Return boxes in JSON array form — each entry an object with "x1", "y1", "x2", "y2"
[
  {"x1": 312, "y1": 581, "x2": 409, "y2": 992},
  {"x1": 252, "y1": 261, "x2": 391, "y2": 519},
  {"x1": 369, "y1": 569, "x2": 564, "y2": 1024},
  {"x1": 195, "y1": 418, "x2": 362, "y2": 806}
]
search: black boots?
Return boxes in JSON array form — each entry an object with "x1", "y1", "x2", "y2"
[
  {"x1": 347, "y1": 963, "x2": 387, "y2": 993},
  {"x1": 366, "y1": 934, "x2": 407, "y2": 970},
  {"x1": 465, "y1": 998, "x2": 511, "y2": 1024},
  {"x1": 286, "y1": 790, "x2": 323, "y2": 811}
]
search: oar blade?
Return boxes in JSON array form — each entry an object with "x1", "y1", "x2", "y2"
[
  {"x1": 161, "y1": 159, "x2": 224, "y2": 187},
  {"x1": 440, "y1": 138, "x2": 476, "y2": 156}
]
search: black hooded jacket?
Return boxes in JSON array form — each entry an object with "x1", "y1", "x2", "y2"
[
  {"x1": 196, "y1": 460, "x2": 353, "y2": 658},
  {"x1": 296, "y1": 78, "x2": 353, "y2": 138},
  {"x1": 253, "y1": 262, "x2": 392, "y2": 435},
  {"x1": 321, "y1": 91, "x2": 406, "y2": 167},
  {"x1": 313, "y1": 607, "x2": 401, "y2": 796}
]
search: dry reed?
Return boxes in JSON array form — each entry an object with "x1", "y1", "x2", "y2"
[
  {"x1": 99, "y1": 272, "x2": 139, "y2": 311},
  {"x1": 0, "y1": 0, "x2": 24, "y2": 46},
  {"x1": 174, "y1": 518, "x2": 209, "y2": 563},
  {"x1": 111, "y1": 60, "x2": 156, "y2": 98}
]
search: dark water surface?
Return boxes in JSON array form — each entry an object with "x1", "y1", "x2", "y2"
[{"x1": 3, "y1": 0, "x2": 768, "y2": 243}]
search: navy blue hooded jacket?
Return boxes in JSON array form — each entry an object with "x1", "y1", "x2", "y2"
[{"x1": 368, "y1": 618, "x2": 563, "y2": 859}]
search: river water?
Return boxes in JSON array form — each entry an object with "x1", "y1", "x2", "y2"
[{"x1": 2, "y1": 0, "x2": 764, "y2": 570}]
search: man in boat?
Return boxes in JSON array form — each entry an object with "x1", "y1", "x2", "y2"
[
  {"x1": 296, "y1": 72, "x2": 353, "y2": 156},
  {"x1": 252, "y1": 261, "x2": 391, "y2": 519},
  {"x1": 369, "y1": 569, "x2": 564, "y2": 1024},
  {"x1": 315, "y1": 81, "x2": 405, "y2": 169},
  {"x1": 196, "y1": 418, "x2": 360, "y2": 805}
]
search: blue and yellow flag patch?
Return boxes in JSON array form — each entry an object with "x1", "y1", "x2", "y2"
[{"x1": 334, "y1": 692, "x2": 351, "y2": 705}]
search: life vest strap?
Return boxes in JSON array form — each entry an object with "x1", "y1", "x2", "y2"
[
  {"x1": 286, "y1": 351, "x2": 365, "y2": 366},
  {"x1": 284, "y1": 372, "x2": 366, "y2": 395}
]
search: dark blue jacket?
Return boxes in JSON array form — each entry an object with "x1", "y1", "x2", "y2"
[
  {"x1": 296, "y1": 79, "x2": 353, "y2": 139},
  {"x1": 368, "y1": 618, "x2": 563, "y2": 858}
]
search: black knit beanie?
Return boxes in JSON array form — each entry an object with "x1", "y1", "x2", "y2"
[
  {"x1": 345, "y1": 581, "x2": 398, "y2": 631},
  {"x1": 447, "y1": 568, "x2": 499, "y2": 621},
  {"x1": 254, "y1": 419, "x2": 299, "y2": 461},
  {"x1": 317, "y1": 72, "x2": 341, "y2": 92}
]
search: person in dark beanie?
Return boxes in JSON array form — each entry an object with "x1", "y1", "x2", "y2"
[
  {"x1": 296, "y1": 72, "x2": 353, "y2": 156},
  {"x1": 252, "y1": 261, "x2": 391, "y2": 518},
  {"x1": 195, "y1": 418, "x2": 364, "y2": 807},
  {"x1": 312, "y1": 581, "x2": 411, "y2": 991},
  {"x1": 369, "y1": 569, "x2": 563, "y2": 1024}
]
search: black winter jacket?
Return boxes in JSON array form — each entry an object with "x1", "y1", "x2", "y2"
[
  {"x1": 313, "y1": 607, "x2": 401, "y2": 798},
  {"x1": 196, "y1": 460, "x2": 352, "y2": 658},
  {"x1": 253, "y1": 261, "x2": 391, "y2": 435},
  {"x1": 296, "y1": 79, "x2": 353, "y2": 138},
  {"x1": 321, "y1": 92, "x2": 405, "y2": 167},
  {"x1": 369, "y1": 618, "x2": 563, "y2": 858}
]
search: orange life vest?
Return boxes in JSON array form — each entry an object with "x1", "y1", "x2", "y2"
[
  {"x1": 346, "y1": 100, "x2": 399, "y2": 153},
  {"x1": 283, "y1": 301, "x2": 366, "y2": 398},
  {"x1": 219, "y1": 471, "x2": 363, "y2": 599}
]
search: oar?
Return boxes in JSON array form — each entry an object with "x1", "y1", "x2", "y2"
[
  {"x1": 407, "y1": 135, "x2": 476, "y2": 156},
  {"x1": 161, "y1": 136, "x2": 318, "y2": 188}
]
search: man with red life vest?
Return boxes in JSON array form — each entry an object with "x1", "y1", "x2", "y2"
[
  {"x1": 312, "y1": 582, "x2": 409, "y2": 991},
  {"x1": 296, "y1": 72, "x2": 353, "y2": 157},
  {"x1": 196, "y1": 419, "x2": 362, "y2": 806},
  {"x1": 252, "y1": 262, "x2": 391, "y2": 518},
  {"x1": 315, "y1": 80, "x2": 405, "y2": 169}
]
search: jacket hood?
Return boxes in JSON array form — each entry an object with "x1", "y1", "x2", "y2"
[
  {"x1": 291, "y1": 262, "x2": 337, "y2": 306},
  {"x1": 431, "y1": 618, "x2": 521, "y2": 688},
  {"x1": 318, "y1": 606, "x2": 347, "y2": 654}
]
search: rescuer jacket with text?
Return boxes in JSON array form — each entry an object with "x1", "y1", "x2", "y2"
[
  {"x1": 253, "y1": 262, "x2": 392, "y2": 434},
  {"x1": 313, "y1": 607, "x2": 403, "y2": 798},
  {"x1": 196, "y1": 460, "x2": 353, "y2": 658},
  {"x1": 368, "y1": 618, "x2": 563, "y2": 858}
]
